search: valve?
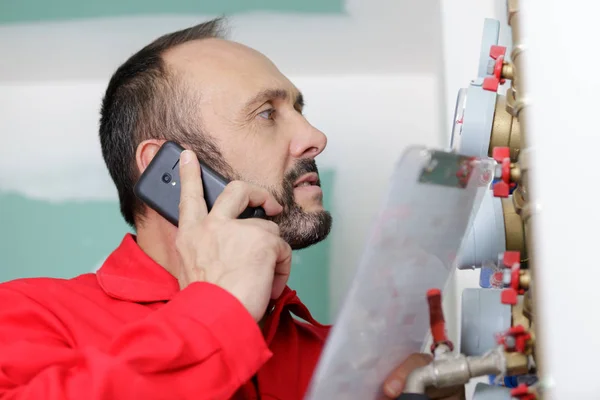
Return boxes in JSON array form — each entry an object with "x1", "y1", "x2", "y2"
[
  {"x1": 492, "y1": 147, "x2": 518, "y2": 198},
  {"x1": 483, "y1": 45, "x2": 510, "y2": 92},
  {"x1": 482, "y1": 45, "x2": 513, "y2": 92},
  {"x1": 510, "y1": 383, "x2": 538, "y2": 400},
  {"x1": 503, "y1": 265, "x2": 524, "y2": 294},
  {"x1": 499, "y1": 251, "x2": 520, "y2": 304},
  {"x1": 427, "y1": 289, "x2": 454, "y2": 355},
  {"x1": 501, "y1": 251, "x2": 521, "y2": 267},
  {"x1": 502, "y1": 265, "x2": 531, "y2": 296},
  {"x1": 497, "y1": 325, "x2": 532, "y2": 354},
  {"x1": 497, "y1": 251, "x2": 530, "y2": 303}
]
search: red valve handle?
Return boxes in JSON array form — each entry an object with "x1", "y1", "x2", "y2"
[
  {"x1": 501, "y1": 158, "x2": 511, "y2": 184},
  {"x1": 501, "y1": 288, "x2": 518, "y2": 305},
  {"x1": 427, "y1": 289, "x2": 446, "y2": 343},
  {"x1": 489, "y1": 45, "x2": 507, "y2": 60},
  {"x1": 502, "y1": 251, "x2": 521, "y2": 268},
  {"x1": 493, "y1": 56, "x2": 506, "y2": 84},
  {"x1": 497, "y1": 325, "x2": 532, "y2": 354},
  {"x1": 510, "y1": 265, "x2": 525, "y2": 294},
  {"x1": 492, "y1": 147, "x2": 515, "y2": 198},
  {"x1": 500, "y1": 251, "x2": 524, "y2": 295},
  {"x1": 492, "y1": 147, "x2": 511, "y2": 163},
  {"x1": 510, "y1": 384, "x2": 537, "y2": 400},
  {"x1": 483, "y1": 45, "x2": 508, "y2": 92},
  {"x1": 427, "y1": 289, "x2": 454, "y2": 352}
]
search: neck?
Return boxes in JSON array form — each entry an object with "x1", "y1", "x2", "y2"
[
  {"x1": 135, "y1": 215, "x2": 181, "y2": 279},
  {"x1": 136, "y1": 214, "x2": 276, "y2": 333}
]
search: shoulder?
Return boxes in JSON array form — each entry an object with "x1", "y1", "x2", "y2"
[{"x1": 0, "y1": 273, "x2": 100, "y2": 303}]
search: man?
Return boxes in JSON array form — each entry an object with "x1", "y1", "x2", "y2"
[{"x1": 0, "y1": 18, "x2": 463, "y2": 399}]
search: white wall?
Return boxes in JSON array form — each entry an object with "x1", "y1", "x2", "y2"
[
  {"x1": 0, "y1": 0, "x2": 441, "y2": 83},
  {"x1": 520, "y1": 1, "x2": 600, "y2": 398}
]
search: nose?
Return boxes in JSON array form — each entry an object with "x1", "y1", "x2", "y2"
[{"x1": 289, "y1": 119, "x2": 327, "y2": 159}]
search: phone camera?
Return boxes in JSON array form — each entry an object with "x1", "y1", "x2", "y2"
[{"x1": 161, "y1": 173, "x2": 172, "y2": 184}]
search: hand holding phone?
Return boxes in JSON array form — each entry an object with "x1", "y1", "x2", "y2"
[
  {"x1": 171, "y1": 149, "x2": 292, "y2": 321},
  {"x1": 134, "y1": 141, "x2": 266, "y2": 226}
]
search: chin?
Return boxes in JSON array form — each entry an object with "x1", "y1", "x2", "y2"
[{"x1": 279, "y1": 209, "x2": 333, "y2": 251}]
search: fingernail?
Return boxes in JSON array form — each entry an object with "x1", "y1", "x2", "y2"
[
  {"x1": 384, "y1": 380, "x2": 403, "y2": 397},
  {"x1": 181, "y1": 150, "x2": 192, "y2": 165}
]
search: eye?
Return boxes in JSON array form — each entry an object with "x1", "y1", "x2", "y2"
[{"x1": 258, "y1": 108, "x2": 275, "y2": 120}]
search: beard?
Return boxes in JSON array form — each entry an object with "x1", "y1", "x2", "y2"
[
  {"x1": 266, "y1": 158, "x2": 333, "y2": 250},
  {"x1": 186, "y1": 136, "x2": 332, "y2": 250},
  {"x1": 201, "y1": 156, "x2": 332, "y2": 250}
]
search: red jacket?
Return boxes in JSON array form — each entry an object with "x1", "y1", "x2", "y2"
[{"x1": 0, "y1": 234, "x2": 330, "y2": 400}]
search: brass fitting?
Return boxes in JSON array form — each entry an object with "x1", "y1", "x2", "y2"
[
  {"x1": 489, "y1": 95, "x2": 521, "y2": 161},
  {"x1": 512, "y1": 297, "x2": 531, "y2": 331},
  {"x1": 521, "y1": 290, "x2": 537, "y2": 364},
  {"x1": 522, "y1": 289, "x2": 534, "y2": 321},
  {"x1": 529, "y1": 321, "x2": 537, "y2": 365},
  {"x1": 512, "y1": 184, "x2": 526, "y2": 215},
  {"x1": 513, "y1": 150, "x2": 530, "y2": 220},
  {"x1": 505, "y1": 86, "x2": 518, "y2": 117},
  {"x1": 505, "y1": 352, "x2": 529, "y2": 376},
  {"x1": 502, "y1": 198, "x2": 527, "y2": 265},
  {"x1": 502, "y1": 62, "x2": 514, "y2": 81},
  {"x1": 512, "y1": 299, "x2": 536, "y2": 357},
  {"x1": 507, "y1": 0, "x2": 520, "y2": 28},
  {"x1": 519, "y1": 270, "x2": 531, "y2": 290},
  {"x1": 510, "y1": 163, "x2": 522, "y2": 184}
]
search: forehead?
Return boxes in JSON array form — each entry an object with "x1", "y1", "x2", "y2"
[{"x1": 164, "y1": 38, "x2": 298, "y2": 108}]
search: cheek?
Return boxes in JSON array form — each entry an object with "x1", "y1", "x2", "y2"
[{"x1": 225, "y1": 139, "x2": 288, "y2": 187}]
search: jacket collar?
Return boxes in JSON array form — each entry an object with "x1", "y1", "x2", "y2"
[
  {"x1": 96, "y1": 234, "x2": 324, "y2": 332},
  {"x1": 96, "y1": 234, "x2": 180, "y2": 303}
]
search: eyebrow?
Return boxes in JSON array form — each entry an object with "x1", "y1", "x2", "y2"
[{"x1": 243, "y1": 88, "x2": 304, "y2": 113}]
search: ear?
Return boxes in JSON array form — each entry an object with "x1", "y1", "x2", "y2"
[{"x1": 135, "y1": 139, "x2": 166, "y2": 175}]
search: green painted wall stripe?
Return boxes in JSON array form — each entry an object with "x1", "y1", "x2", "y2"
[{"x1": 0, "y1": 0, "x2": 344, "y2": 25}]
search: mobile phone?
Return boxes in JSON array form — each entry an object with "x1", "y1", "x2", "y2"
[{"x1": 133, "y1": 141, "x2": 266, "y2": 226}]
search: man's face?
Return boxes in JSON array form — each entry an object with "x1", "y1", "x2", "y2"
[{"x1": 165, "y1": 39, "x2": 332, "y2": 249}]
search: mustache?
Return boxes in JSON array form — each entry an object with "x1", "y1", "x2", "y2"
[{"x1": 285, "y1": 158, "x2": 321, "y2": 187}]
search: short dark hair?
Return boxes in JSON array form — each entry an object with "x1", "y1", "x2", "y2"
[{"x1": 99, "y1": 18, "x2": 232, "y2": 227}]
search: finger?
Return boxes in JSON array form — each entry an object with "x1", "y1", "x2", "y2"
[
  {"x1": 211, "y1": 180, "x2": 283, "y2": 220},
  {"x1": 178, "y1": 150, "x2": 208, "y2": 228},
  {"x1": 237, "y1": 218, "x2": 281, "y2": 236},
  {"x1": 271, "y1": 239, "x2": 292, "y2": 299},
  {"x1": 383, "y1": 353, "x2": 433, "y2": 398}
]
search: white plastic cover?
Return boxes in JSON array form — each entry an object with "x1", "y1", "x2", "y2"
[{"x1": 305, "y1": 146, "x2": 495, "y2": 400}]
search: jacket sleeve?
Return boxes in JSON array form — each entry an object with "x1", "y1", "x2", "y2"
[{"x1": 0, "y1": 282, "x2": 271, "y2": 400}]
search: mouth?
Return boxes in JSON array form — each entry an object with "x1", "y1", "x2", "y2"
[{"x1": 293, "y1": 172, "x2": 319, "y2": 188}]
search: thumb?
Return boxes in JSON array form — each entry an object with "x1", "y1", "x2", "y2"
[{"x1": 271, "y1": 240, "x2": 292, "y2": 299}]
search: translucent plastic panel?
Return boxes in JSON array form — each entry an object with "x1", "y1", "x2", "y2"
[{"x1": 305, "y1": 146, "x2": 494, "y2": 400}]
